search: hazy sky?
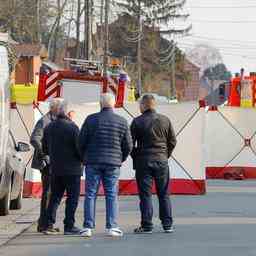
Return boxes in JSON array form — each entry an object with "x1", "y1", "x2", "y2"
[{"x1": 176, "y1": 0, "x2": 256, "y2": 75}]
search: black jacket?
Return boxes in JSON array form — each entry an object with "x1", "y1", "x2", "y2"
[
  {"x1": 42, "y1": 116, "x2": 82, "y2": 176},
  {"x1": 130, "y1": 109, "x2": 177, "y2": 164},
  {"x1": 79, "y1": 108, "x2": 133, "y2": 167},
  {"x1": 30, "y1": 112, "x2": 55, "y2": 170}
]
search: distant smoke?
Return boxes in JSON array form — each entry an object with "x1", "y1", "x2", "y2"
[{"x1": 186, "y1": 43, "x2": 223, "y2": 77}]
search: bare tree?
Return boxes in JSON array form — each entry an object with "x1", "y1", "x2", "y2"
[{"x1": 47, "y1": 0, "x2": 69, "y2": 60}]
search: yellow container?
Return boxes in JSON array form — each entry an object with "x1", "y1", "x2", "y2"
[
  {"x1": 11, "y1": 84, "x2": 38, "y2": 104},
  {"x1": 128, "y1": 87, "x2": 136, "y2": 102},
  {"x1": 241, "y1": 99, "x2": 253, "y2": 108},
  {"x1": 241, "y1": 79, "x2": 253, "y2": 108}
]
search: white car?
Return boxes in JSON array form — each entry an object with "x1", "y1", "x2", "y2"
[{"x1": 0, "y1": 39, "x2": 30, "y2": 216}]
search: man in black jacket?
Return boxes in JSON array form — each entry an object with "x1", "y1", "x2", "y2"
[
  {"x1": 79, "y1": 93, "x2": 132, "y2": 237},
  {"x1": 42, "y1": 100, "x2": 82, "y2": 235},
  {"x1": 30, "y1": 98, "x2": 62, "y2": 232},
  {"x1": 131, "y1": 94, "x2": 177, "y2": 234}
]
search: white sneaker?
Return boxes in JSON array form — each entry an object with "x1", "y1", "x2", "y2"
[
  {"x1": 106, "y1": 227, "x2": 123, "y2": 237},
  {"x1": 80, "y1": 228, "x2": 92, "y2": 237},
  {"x1": 163, "y1": 226, "x2": 175, "y2": 233}
]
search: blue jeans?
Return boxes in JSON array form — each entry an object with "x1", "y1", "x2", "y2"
[{"x1": 84, "y1": 165, "x2": 120, "y2": 229}]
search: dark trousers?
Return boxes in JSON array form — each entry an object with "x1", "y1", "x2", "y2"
[
  {"x1": 47, "y1": 175, "x2": 81, "y2": 230},
  {"x1": 38, "y1": 168, "x2": 51, "y2": 230},
  {"x1": 135, "y1": 160, "x2": 173, "y2": 230}
]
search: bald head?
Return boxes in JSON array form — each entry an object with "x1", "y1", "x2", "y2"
[
  {"x1": 100, "y1": 93, "x2": 115, "y2": 109},
  {"x1": 140, "y1": 94, "x2": 156, "y2": 113}
]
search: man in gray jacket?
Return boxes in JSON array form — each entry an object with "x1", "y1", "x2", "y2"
[{"x1": 30, "y1": 98, "x2": 62, "y2": 232}]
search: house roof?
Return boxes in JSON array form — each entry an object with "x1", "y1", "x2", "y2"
[
  {"x1": 0, "y1": 32, "x2": 18, "y2": 44},
  {"x1": 14, "y1": 44, "x2": 47, "y2": 57}
]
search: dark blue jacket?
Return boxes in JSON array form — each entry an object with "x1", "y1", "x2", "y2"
[
  {"x1": 79, "y1": 108, "x2": 132, "y2": 167},
  {"x1": 42, "y1": 116, "x2": 83, "y2": 176}
]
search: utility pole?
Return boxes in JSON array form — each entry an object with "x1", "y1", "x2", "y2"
[
  {"x1": 100, "y1": 0, "x2": 104, "y2": 50},
  {"x1": 36, "y1": 0, "x2": 41, "y2": 43},
  {"x1": 170, "y1": 52, "x2": 176, "y2": 99},
  {"x1": 76, "y1": 0, "x2": 81, "y2": 58},
  {"x1": 137, "y1": 0, "x2": 142, "y2": 97},
  {"x1": 84, "y1": 0, "x2": 92, "y2": 60},
  {"x1": 103, "y1": 0, "x2": 109, "y2": 76}
]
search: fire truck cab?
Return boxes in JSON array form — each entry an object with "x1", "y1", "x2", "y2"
[{"x1": 229, "y1": 71, "x2": 256, "y2": 107}]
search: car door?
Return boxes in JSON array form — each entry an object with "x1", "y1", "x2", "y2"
[{"x1": 8, "y1": 131, "x2": 25, "y2": 176}]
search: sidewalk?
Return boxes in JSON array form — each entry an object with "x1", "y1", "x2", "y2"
[{"x1": 0, "y1": 198, "x2": 40, "y2": 247}]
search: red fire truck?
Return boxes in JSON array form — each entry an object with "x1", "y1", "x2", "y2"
[{"x1": 228, "y1": 70, "x2": 256, "y2": 107}]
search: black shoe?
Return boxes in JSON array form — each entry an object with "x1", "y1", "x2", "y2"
[
  {"x1": 38, "y1": 225, "x2": 59, "y2": 233},
  {"x1": 64, "y1": 226, "x2": 81, "y2": 235},
  {"x1": 52, "y1": 227, "x2": 60, "y2": 232},
  {"x1": 37, "y1": 226, "x2": 46, "y2": 233},
  {"x1": 43, "y1": 226, "x2": 60, "y2": 235},
  {"x1": 163, "y1": 226, "x2": 174, "y2": 233},
  {"x1": 134, "y1": 227, "x2": 153, "y2": 234}
]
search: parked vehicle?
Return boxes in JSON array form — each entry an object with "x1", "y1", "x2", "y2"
[{"x1": 0, "y1": 37, "x2": 30, "y2": 216}]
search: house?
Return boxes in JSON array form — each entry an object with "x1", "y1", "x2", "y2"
[
  {"x1": 176, "y1": 59, "x2": 201, "y2": 101},
  {"x1": 13, "y1": 44, "x2": 48, "y2": 84}
]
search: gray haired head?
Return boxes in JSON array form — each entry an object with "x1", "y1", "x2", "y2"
[
  {"x1": 57, "y1": 100, "x2": 68, "y2": 116},
  {"x1": 49, "y1": 98, "x2": 64, "y2": 114},
  {"x1": 100, "y1": 93, "x2": 115, "y2": 109}
]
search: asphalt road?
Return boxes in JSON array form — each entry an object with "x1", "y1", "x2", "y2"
[{"x1": 1, "y1": 180, "x2": 256, "y2": 256}]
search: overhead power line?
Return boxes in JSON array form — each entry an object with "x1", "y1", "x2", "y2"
[
  {"x1": 189, "y1": 5, "x2": 256, "y2": 9},
  {"x1": 178, "y1": 42, "x2": 256, "y2": 55},
  {"x1": 178, "y1": 45, "x2": 256, "y2": 60},
  {"x1": 188, "y1": 35, "x2": 256, "y2": 45},
  {"x1": 178, "y1": 41, "x2": 256, "y2": 51},
  {"x1": 191, "y1": 19, "x2": 256, "y2": 24},
  {"x1": 191, "y1": 20, "x2": 256, "y2": 24}
]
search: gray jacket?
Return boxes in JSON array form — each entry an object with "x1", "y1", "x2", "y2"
[{"x1": 30, "y1": 112, "x2": 54, "y2": 170}]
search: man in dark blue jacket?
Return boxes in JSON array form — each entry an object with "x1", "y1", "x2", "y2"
[
  {"x1": 79, "y1": 93, "x2": 132, "y2": 237},
  {"x1": 42, "y1": 100, "x2": 82, "y2": 235}
]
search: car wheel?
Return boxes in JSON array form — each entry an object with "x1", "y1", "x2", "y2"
[
  {"x1": 0, "y1": 180, "x2": 11, "y2": 216},
  {"x1": 10, "y1": 181, "x2": 23, "y2": 210}
]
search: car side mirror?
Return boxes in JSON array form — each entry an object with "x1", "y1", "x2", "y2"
[{"x1": 16, "y1": 142, "x2": 30, "y2": 152}]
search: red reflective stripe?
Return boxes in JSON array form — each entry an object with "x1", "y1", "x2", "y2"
[
  {"x1": 23, "y1": 179, "x2": 206, "y2": 198},
  {"x1": 206, "y1": 167, "x2": 256, "y2": 179}
]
